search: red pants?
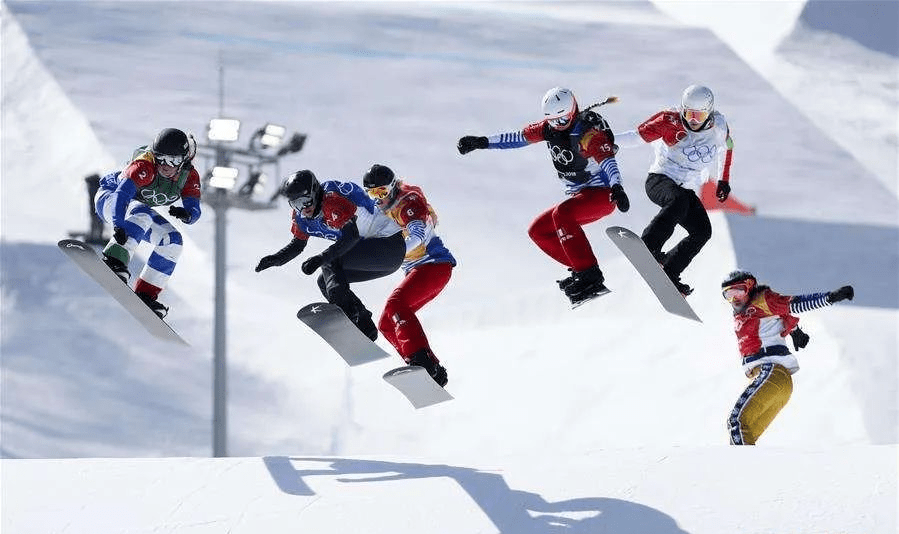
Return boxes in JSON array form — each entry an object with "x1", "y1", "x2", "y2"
[
  {"x1": 527, "y1": 187, "x2": 615, "y2": 271},
  {"x1": 378, "y1": 262, "x2": 453, "y2": 361}
]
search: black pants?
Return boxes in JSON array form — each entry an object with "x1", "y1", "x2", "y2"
[
  {"x1": 316, "y1": 232, "x2": 405, "y2": 314},
  {"x1": 641, "y1": 173, "x2": 712, "y2": 279}
]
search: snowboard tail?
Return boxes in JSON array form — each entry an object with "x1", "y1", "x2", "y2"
[
  {"x1": 605, "y1": 226, "x2": 702, "y2": 322},
  {"x1": 383, "y1": 365, "x2": 453, "y2": 409},
  {"x1": 57, "y1": 239, "x2": 190, "y2": 345},
  {"x1": 297, "y1": 302, "x2": 389, "y2": 366}
]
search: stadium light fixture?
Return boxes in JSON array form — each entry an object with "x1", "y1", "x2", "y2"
[
  {"x1": 238, "y1": 170, "x2": 267, "y2": 197},
  {"x1": 207, "y1": 118, "x2": 241, "y2": 142},
  {"x1": 258, "y1": 124, "x2": 286, "y2": 148},
  {"x1": 208, "y1": 166, "x2": 239, "y2": 190},
  {"x1": 276, "y1": 132, "x2": 308, "y2": 156}
]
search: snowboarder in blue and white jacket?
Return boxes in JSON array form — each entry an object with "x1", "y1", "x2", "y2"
[{"x1": 94, "y1": 128, "x2": 201, "y2": 318}]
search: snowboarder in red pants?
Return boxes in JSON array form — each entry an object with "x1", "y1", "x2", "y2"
[
  {"x1": 457, "y1": 87, "x2": 630, "y2": 307},
  {"x1": 363, "y1": 164, "x2": 456, "y2": 387}
]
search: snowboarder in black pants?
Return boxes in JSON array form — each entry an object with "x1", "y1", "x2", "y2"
[
  {"x1": 256, "y1": 170, "x2": 404, "y2": 340},
  {"x1": 615, "y1": 85, "x2": 734, "y2": 295},
  {"x1": 642, "y1": 172, "x2": 712, "y2": 291}
]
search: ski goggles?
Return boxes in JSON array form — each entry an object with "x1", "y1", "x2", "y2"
[
  {"x1": 288, "y1": 195, "x2": 314, "y2": 212},
  {"x1": 365, "y1": 181, "x2": 395, "y2": 200},
  {"x1": 547, "y1": 116, "x2": 571, "y2": 128},
  {"x1": 683, "y1": 109, "x2": 710, "y2": 125},
  {"x1": 722, "y1": 284, "x2": 749, "y2": 302},
  {"x1": 155, "y1": 153, "x2": 185, "y2": 168}
]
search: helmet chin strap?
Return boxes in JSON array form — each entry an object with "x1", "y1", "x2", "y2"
[{"x1": 307, "y1": 188, "x2": 324, "y2": 218}]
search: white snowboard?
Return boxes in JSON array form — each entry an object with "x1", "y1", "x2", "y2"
[
  {"x1": 58, "y1": 239, "x2": 189, "y2": 345},
  {"x1": 297, "y1": 302, "x2": 390, "y2": 366},
  {"x1": 383, "y1": 366, "x2": 453, "y2": 409},
  {"x1": 605, "y1": 226, "x2": 702, "y2": 323}
]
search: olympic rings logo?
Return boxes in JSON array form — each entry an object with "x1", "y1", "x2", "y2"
[
  {"x1": 306, "y1": 228, "x2": 338, "y2": 241},
  {"x1": 682, "y1": 143, "x2": 717, "y2": 163},
  {"x1": 549, "y1": 144, "x2": 575, "y2": 165},
  {"x1": 140, "y1": 189, "x2": 180, "y2": 205}
]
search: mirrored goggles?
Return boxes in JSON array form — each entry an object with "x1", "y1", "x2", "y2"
[
  {"x1": 155, "y1": 153, "x2": 185, "y2": 168},
  {"x1": 365, "y1": 182, "x2": 394, "y2": 200},
  {"x1": 288, "y1": 195, "x2": 314, "y2": 212},
  {"x1": 683, "y1": 109, "x2": 710, "y2": 125},
  {"x1": 722, "y1": 285, "x2": 748, "y2": 302},
  {"x1": 547, "y1": 115, "x2": 571, "y2": 128}
]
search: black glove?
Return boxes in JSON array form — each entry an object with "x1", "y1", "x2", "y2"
[
  {"x1": 255, "y1": 238, "x2": 307, "y2": 273},
  {"x1": 301, "y1": 255, "x2": 324, "y2": 275},
  {"x1": 828, "y1": 285, "x2": 854, "y2": 303},
  {"x1": 113, "y1": 226, "x2": 128, "y2": 245},
  {"x1": 169, "y1": 205, "x2": 191, "y2": 223},
  {"x1": 610, "y1": 184, "x2": 630, "y2": 212},
  {"x1": 255, "y1": 255, "x2": 282, "y2": 272},
  {"x1": 716, "y1": 180, "x2": 731, "y2": 202},
  {"x1": 457, "y1": 136, "x2": 488, "y2": 155},
  {"x1": 790, "y1": 327, "x2": 810, "y2": 351}
]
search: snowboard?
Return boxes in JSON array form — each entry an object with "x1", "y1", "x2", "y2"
[
  {"x1": 57, "y1": 239, "x2": 190, "y2": 345},
  {"x1": 297, "y1": 302, "x2": 452, "y2": 408},
  {"x1": 605, "y1": 226, "x2": 702, "y2": 323},
  {"x1": 570, "y1": 287, "x2": 611, "y2": 309},
  {"x1": 296, "y1": 302, "x2": 390, "y2": 366},
  {"x1": 383, "y1": 365, "x2": 454, "y2": 409}
]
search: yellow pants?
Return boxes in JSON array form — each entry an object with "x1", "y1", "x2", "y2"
[{"x1": 728, "y1": 363, "x2": 794, "y2": 445}]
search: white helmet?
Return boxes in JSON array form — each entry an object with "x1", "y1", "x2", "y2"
[
  {"x1": 681, "y1": 84, "x2": 714, "y2": 130},
  {"x1": 541, "y1": 87, "x2": 578, "y2": 130}
]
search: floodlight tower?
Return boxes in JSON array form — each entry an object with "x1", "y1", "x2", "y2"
[{"x1": 197, "y1": 115, "x2": 306, "y2": 458}]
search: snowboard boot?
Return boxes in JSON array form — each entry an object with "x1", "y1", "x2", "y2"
[
  {"x1": 102, "y1": 254, "x2": 130, "y2": 283},
  {"x1": 556, "y1": 268, "x2": 576, "y2": 293},
  {"x1": 662, "y1": 266, "x2": 693, "y2": 296},
  {"x1": 337, "y1": 294, "x2": 378, "y2": 341},
  {"x1": 136, "y1": 291, "x2": 169, "y2": 319},
  {"x1": 672, "y1": 278, "x2": 693, "y2": 297},
  {"x1": 350, "y1": 307, "x2": 378, "y2": 342},
  {"x1": 651, "y1": 249, "x2": 668, "y2": 268},
  {"x1": 666, "y1": 272, "x2": 693, "y2": 296},
  {"x1": 408, "y1": 348, "x2": 448, "y2": 387},
  {"x1": 564, "y1": 265, "x2": 610, "y2": 305}
]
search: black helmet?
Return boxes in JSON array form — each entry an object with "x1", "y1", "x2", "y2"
[
  {"x1": 721, "y1": 269, "x2": 756, "y2": 288},
  {"x1": 363, "y1": 164, "x2": 394, "y2": 188},
  {"x1": 282, "y1": 169, "x2": 322, "y2": 217},
  {"x1": 152, "y1": 128, "x2": 195, "y2": 169},
  {"x1": 362, "y1": 164, "x2": 398, "y2": 207}
]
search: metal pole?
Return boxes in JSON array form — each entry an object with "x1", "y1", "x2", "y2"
[
  {"x1": 217, "y1": 51, "x2": 224, "y2": 117},
  {"x1": 212, "y1": 194, "x2": 228, "y2": 457},
  {"x1": 212, "y1": 52, "x2": 228, "y2": 458}
]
